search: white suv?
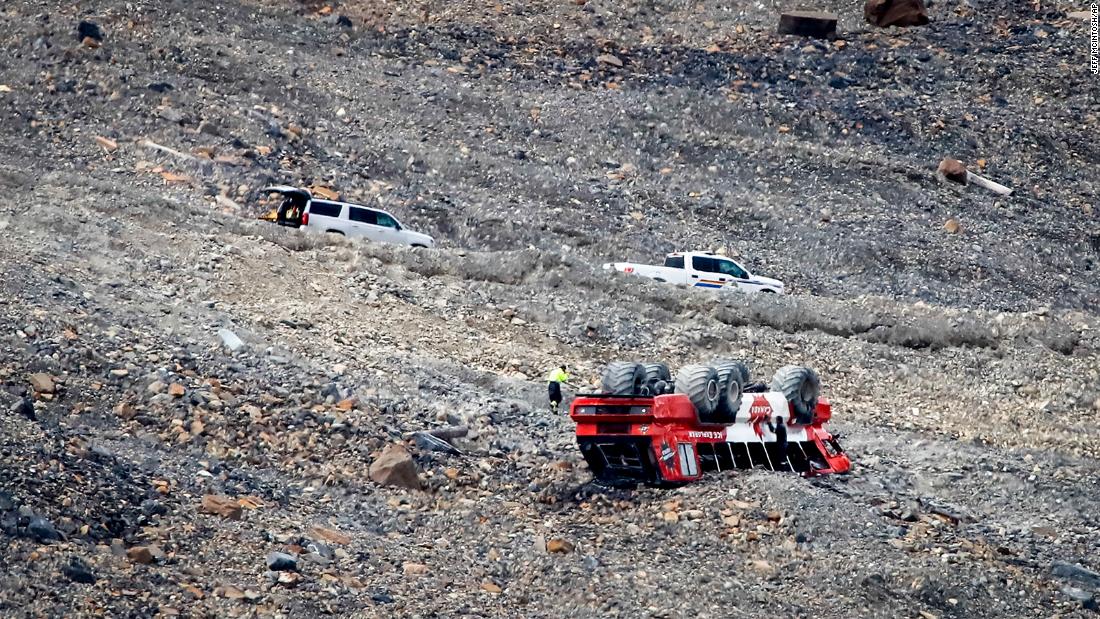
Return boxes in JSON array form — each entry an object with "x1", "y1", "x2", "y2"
[{"x1": 261, "y1": 186, "x2": 435, "y2": 248}]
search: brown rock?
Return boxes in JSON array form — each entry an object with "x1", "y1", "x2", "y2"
[
  {"x1": 310, "y1": 526, "x2": 351, "y2": 545},
  {"x1": 938, "y1": 158, "x2": 968, "y2": 183},
  {"x1": 481, "y1": 581, "x2": 503, "y2": 593},
  {"x1": 82, "y1": 36, "x2": 101, "y2": 48},
  {"x1": 217, "y1": 585, "x2": 246, "y2": 599},
  {"x1": 777, "y1": 11, "x2": 838, "y2": 39},
  {"x1": 94, "y1": 136, "x2": 118, "y2": 152},
  {"x1": 749, "y1": 559, "x2": 775, "y2": 575},
  {"x1": 547, "y1": 538, "x2": 575, "y2": 553},
  {"x1": 200, "y1": 494, "x2": 243, "y2": 520},
  {"x1": 864, "y1": 0, "x2": 929, "y2": 28},
  {"x1": 127, "y1": 545, "x2": 165, "y2": 564},
  {"x1": 168, "y1": 383, "x2": 186, "y2": 397},
  {"x1": 28, "y1": 373, "x2": 55, "y2": 394},
  {"x1": 596, "y1": 53, "x2": 623, "y2": 67},
  {"x1": 310, "y1": 185, "x2": 338, "y2": 200},
  {"x1": 115, "y1": 402, "x2": 137, "y2": 420},
  {"x1": 944, "y1": 218, "x2": 961, "y2": 234},
  {"x1": 369, "y1": 444, "x2": 422, "y2": 490},
  {"x1": 276, "y1": 572, "x2": 300, "y2": 587},
  {"x1": 402, "y1": 562, "x2": 429, "y2": 575}
]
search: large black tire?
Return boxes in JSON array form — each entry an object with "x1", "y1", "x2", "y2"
[
  {"x1": 601, "y1": 361, "x2": 647, "y2": 396},
  {"x1": 710, "y1": 359, "x2": 749, "y2": 421},
  {"x1": 711, "y1": 358, "x2": 750, "y2": 386},
  {"x1": 675, "y1": 365, "x2": 721, "y2": 422},
  {"x1": 770, "y1": 365, "x2": 821, "y2": 424},
  {"x1": 641, "y1": 363, "x2": 671, "y2": 394}
]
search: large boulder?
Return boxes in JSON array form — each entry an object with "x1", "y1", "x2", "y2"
[
  {"x1": 369, "y1": 444, "x2": 422, "y2": 490},
  {"x1": 864, "y1": 0, "x2": 929, "y2": 27}
]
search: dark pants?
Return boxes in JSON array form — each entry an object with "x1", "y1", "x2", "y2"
[
  {"x1": 774, "y1": 423, "x2": 789, "y2": 470},
  {"x1": 548, "y1": 382, "x2": 562, "y2": 408}
]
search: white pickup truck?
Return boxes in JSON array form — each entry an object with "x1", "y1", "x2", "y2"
[{"x1": 605, "y1": 251, "x2": 785, "y2": 294}]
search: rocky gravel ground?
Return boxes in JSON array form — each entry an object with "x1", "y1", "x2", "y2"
[{"x1": 1, "y1": 0, "x2": 1099, "y2": 617}]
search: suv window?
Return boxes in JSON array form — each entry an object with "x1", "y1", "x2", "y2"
[
  {"x1": 664, "y1": 255, "x2": 685, "y2": 269},
  {"x1": 348, "y1": 206, "x2": 378, "y2": 224},
  {"x1": 376, "y1": 212, "x2": 399, "y2": 229},
  {"x1": 308, "y1": 201, "x2": 342, "y2": 218}
]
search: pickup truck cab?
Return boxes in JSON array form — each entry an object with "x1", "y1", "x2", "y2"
[
  {"x1": 605, "y1": 251, "x2": 785, "y2": 294},
  {"x1": 260, "y1": 186, "x2": 435, "y2": 248}
]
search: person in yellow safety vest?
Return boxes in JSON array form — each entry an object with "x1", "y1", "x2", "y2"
[{"x1": 546, "y1": 365, "x2": 572, "y2": 412}]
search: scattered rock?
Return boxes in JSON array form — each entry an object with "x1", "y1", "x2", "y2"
[
  {"x1": 266, "y1": 552, "x2": 298, "y2": 572},
  {"x1": 11, "y1": 397, "x2": 35, "y2": 420},
  {"x1": 547, "y1": 538, "x2": 575, "y2": 553},
  {"x1": 200, "y1": 495, "x2": 243, "y2": 520},
  {"x1": 1053, "y1": 562, "x2": 1100, "y2": 589},
  {"x1": 309, "y1": 526, "x2": 351, "y2": 546},
  {"x1": 938, "y1": 158, "x2": 969, "y2": 183},
  {"x1": 777, "y1": 11, "x2": 838, "y2": 39},
  {"x1": 141, "y1": 499, "x2": 168, "y2": 517},
  {"x1": 864, "y1": 0, "x2": 929, "y2": 27},
  {"x1": 94, "y1": 136, "x2": 118, "y2": 152},
  {"x1": 127, "y1": 545, "x2": 165, "y2": 564},
  {"x1": 1062, "y1": 587, "x2": 1099, "y2": 611},
  {"x1": 27, "y1": 517, "x2": 61, "y2": 542},
  {"x1": 217, "y1": 328, "x2": 245, "y2": 352},
  {"x1": 596, "y1": 53, "x2": 623, "y2": 68},
  {"x1": 369, "y1": 444, "x2": 422, "y2": 490},
  {"x1": 413, "y1": 431, "x2": 462, "y2": 455},
  {"x1": 63, "y1": 558, "x2": 96, "y2": 584},
  {"x1": 481, "y1": 581, "x2": 503, "y2": 593},
  {"x1": 323, "y1": 13, "x2": 354, "y2": 27},
  {"x1": 77, "y1": 21, "x2": 102, "y2": 42},
  {"x1": 944, "y1": 218, "x2": 961, "y2": 234},
  {"x1": 28, "y1": 373, "x2": 55, "y2": 394},
  {"x1": 749, "y1": 559, "x2": 775, "y2": 576},
  {"x1": 168, "y1": 383, "x2": 186, "y2": 397}
]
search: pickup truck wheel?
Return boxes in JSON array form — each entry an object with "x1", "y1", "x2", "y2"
[
  {"x1": 675, "y1": 365, "x2": 721, "y2": 422},
  {"x1": 411, "y1": 244, "x2": 428, "y2": 248},
  {"x1": 641, "y1": 363, "x2": 671, "y2": 394},
  {"x1": 710, "y1": 359, "x2": 750, "y2": 421},
  {"x1": 770, "y1": 366, "x2": 820, "y2": 425},
  {"x1": 325, "y1": 229, "x2": 345, "y2": 236},
  {"x1": 601, "y1": 362, "x2": 647, "y2": 396},
  {"x1": 761, "y1": 289, "x2": 776, "y2": 294}
]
